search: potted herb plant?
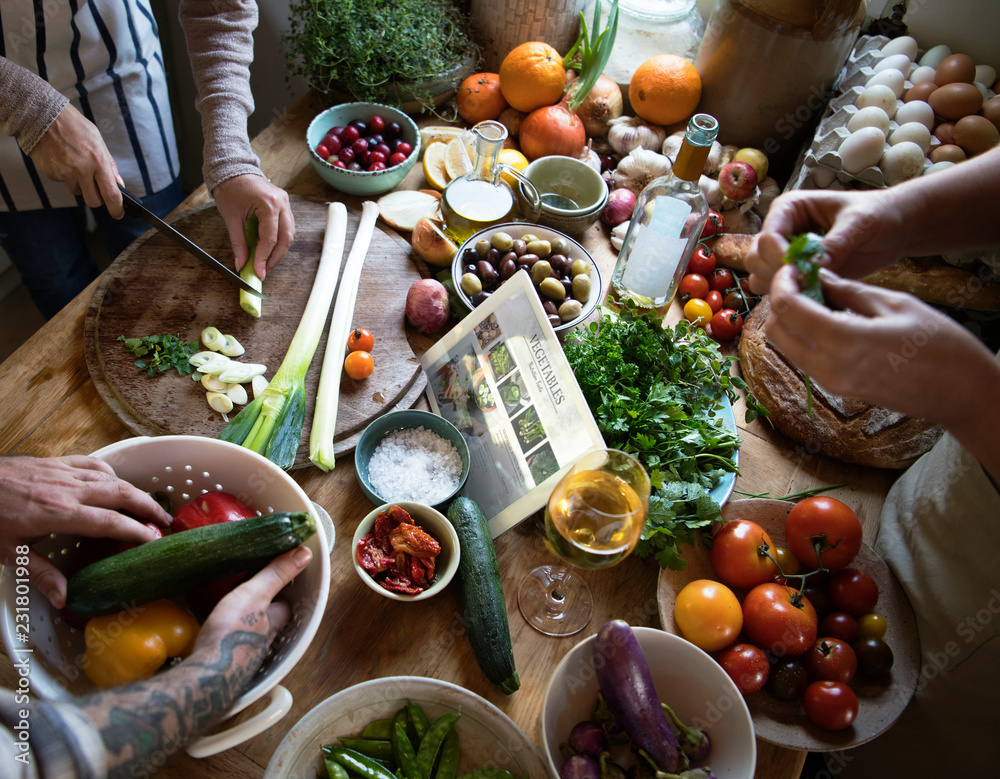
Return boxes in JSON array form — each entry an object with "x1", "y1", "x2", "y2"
[{"x1": 284, "y1": 0, "x2": 479, "y2": 114}]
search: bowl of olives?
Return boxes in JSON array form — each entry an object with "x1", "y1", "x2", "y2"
[{"x1": 450, "y1": 223, "x2": 602, "y2": 333}]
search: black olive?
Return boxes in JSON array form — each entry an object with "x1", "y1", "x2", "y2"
[
  {"x1": 471, "y1": 291, "x2": 491, "y2": 306},
  {"x1": 478, "y1": 261, "x2": 500, "y2": 290}
]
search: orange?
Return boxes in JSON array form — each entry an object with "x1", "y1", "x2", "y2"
[
  {"x1": 628, "y1": 54, "x2": 702, "y2": 127},
  {"x1": 498, "y1": 42, "x2": 567, "y2": 113},
  {"x1": 456, "y1": 72, "x2": 508, "y2": 124}
]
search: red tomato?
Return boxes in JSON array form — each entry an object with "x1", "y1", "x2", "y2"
[
  {"x1": 347, "y1": 327, "x2": 375, "y2": 352},
  {"x1": 742, "y1": 583, "x2": 818, "y2": 656},
  {"x1": 710, "y1": 520, "x2": 779, "y2": 589},
  {"x1": 173, "y1": 491, "x2": 256, "y2": 532},
  {"x1": 683, "y1": 298, "x2": 713, "y2": 327},
  {"x1": 803, "y1": 681, "x2": 858, "y2": 731},
  {"x1": 785, "y1": 496, "x2": 863, "y2": 570},
  {"x1": 710, "y1": 309, "x2": 744, "y2": 340},
  {"x1": 716, "y1": 643, "x2": 770, "y2": 694},
  {"x1": 705, "y1": 289, "x2": 723, "y2": 313},
  {"x1": 773, "y1": 546, "x2": 800, "y2": 576},
  {"x1": 723, "y1": 288, "x2": 747, "y2": 311},
  {"x1": 828, "y1": 567, "x2": 879, "y2": 616},
  {"x1": 708, "y1": 267, "x2": 735, "y2": 293},
  {"x1": 818, "y1": 612, "x2": 859, "y2": 644},
  {"x1": 687, "y1": 245, "x2": 717, "y2": 276},
  {"x1": 678, "y1": 273, "x2": 710, "y2": 300},
  {"x1": 804, "y1": 638, "x2": 857, "y2": 683},
  {"x1": 701, "y1": 210, "x2": 725, "y2": 238}
]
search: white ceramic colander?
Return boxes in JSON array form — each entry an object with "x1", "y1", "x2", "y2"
[{"x1": 0, "y1": 435, "x2": 332, "y2": 758}]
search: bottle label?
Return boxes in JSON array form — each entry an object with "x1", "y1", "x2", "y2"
[{"x1": 620, "y1": 196, "x2": 691, "y2": 299}]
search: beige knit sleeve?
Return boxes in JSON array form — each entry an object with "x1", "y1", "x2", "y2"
[
  {"x1": 0, "y1": 56, "x2": 70, "y2": 155},
  {"x1": 177, "y1": 0, "x2": 264, "y2": 194}
]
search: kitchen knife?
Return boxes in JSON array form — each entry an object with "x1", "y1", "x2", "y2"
[{"x1": 117, "y1": 185, "x2": 270, "y2": 300}]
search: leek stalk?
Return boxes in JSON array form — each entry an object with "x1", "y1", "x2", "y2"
[
  {"x1": 240, "y1": 214, "x2": 265, "y2": 318},
  {"x1": 219, "y1": 203, "x2": 349, "y2": 469},
  {"x1": 309, "y1": 200, "x2": 379, "y2": 471}
]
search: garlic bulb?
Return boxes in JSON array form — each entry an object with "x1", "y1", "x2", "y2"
[
  {"x1": 699, "y1": 175, "x2": 724, "y2": 211},
  {"x1": 608, "y1": 116, "x2": 667, "y2": 155},
  {"x1": 610, "y1": 220, "x2": 630, "y2": 251},
  {"x1": 756, "y1": 176, "x2": 781, "y2": 216},
  {"x1": 582, "y1": 147, "x2": 602, "y2": 173},
  {"x1": 703, "y1": 141, "x2": 724, "y2": 176},
  {"x1": 611, "y1": 147, "x2": 673, "y2": 196},
  {"x1": 661, "y1": 131, "x2": 684, "y2": 162},
  {"x1": 719, "y1": 145, "x2": 739, "y2": 170}
]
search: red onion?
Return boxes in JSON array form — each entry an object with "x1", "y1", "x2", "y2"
[
  {"x1": 601, "y1": 188, "x2": 637, "y2": 227},
  {"x1": 406, "y1": 278, "x2": 450, "y2": 334}
]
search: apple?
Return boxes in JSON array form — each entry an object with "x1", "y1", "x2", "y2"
[
  {"x1": 718, "y1": 161, "x2": 758, "y2": 202},
  {"x1": 734, "y1": 147, "x2": 769, "y2": 180}
]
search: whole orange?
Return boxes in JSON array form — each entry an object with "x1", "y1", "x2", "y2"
[
  {"x1": 629, "y1": 54, "x2": 702, "y2": 126},
  {"x1": 499, "y1": 42, "x2": 567, "y2": 113},
  {"x1": 456, "y1": 72, "x2": 508, "y2": 124}
]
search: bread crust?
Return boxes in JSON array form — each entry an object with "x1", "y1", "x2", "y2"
[{"x1": 860, "y1": 257, "x2": 1000, "y2": 311}]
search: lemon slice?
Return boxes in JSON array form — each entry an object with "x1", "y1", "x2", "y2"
[
  {"x1": 498, "y1": 148, "x2": 529, "y2": 189},
  {"x1": 420, "y1": 125, "x2": 466, "y2": 147},
  {"x1": 444, "y1": 137, "x2": 474, "y2": 180},
  {"x1": 422, "y1": 142, "x2": 450, "y2": 191}
]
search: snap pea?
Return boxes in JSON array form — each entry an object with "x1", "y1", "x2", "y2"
[
  {"x1": 392, "y1": 708, "x2": 422, "y2": 779},
  {"x1": 406, "y1": 701, "x2": 431, "y2": 744},
  {"x1": 432, "y1": 729, "x2": 460, "y2": 779},
  {"x1": 361, "y1": 718, "x2": 394, "y2": 740},
  {"x1": 326, "y1": 747, "x2": 397, "y2": 779},
  {"x1": 416, "y1": 713, "x2": 461, "y2": 779},
  {"x1": 325, "y1": 757, "x2": 350, "y2": 779},
  {"x1": 339, "y1": 738, "x2": 395, "y2": 763}
]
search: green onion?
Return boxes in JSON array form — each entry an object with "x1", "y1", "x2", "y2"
[
  {"x1": 563, "y1": 0, "x2": 620, "y2": 112},
  {"x1": 240, "y1": 214, "x2": 265, "y2": 318},
  {"x1": 219, "y1": 203, "x2": 349, "y2": 469}
]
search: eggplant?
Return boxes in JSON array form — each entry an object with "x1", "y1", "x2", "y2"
[
  {"x1": 561, "y1": 754, "x2": 601, "y2": 779},
  {"x1": 568, "y1": 721, "x2": 609, "y2": 757},
  {"x1": 592, "y1": 620, "x2": 681, "y2": 773}
]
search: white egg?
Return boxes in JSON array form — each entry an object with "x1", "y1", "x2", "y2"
[
  {"x1": 908, "y1": 65, "x2": 938, "y2": 85},
  {"x1": 973, "y1": 81, "x2": 990, "y2": 101},
  {"x1": 976, "y1": 65, "x2": 997, "y2": 87},
  {"x1": 847, "y1": 106, "x2": 891, "y2": 136},
  {"x1": 839, "y1": 127, "x2": 887, "y2": 174},
  {"x1": 873, "y1": 53, "x2": 912, "y2": 77},
  {"x1": 810, "y1": 165, "x2": 838, "y2": 188},
  {"x1": 856, "y1": 84, "x2": 899, "y2": 118},
  {"x1": 880, "y1": 141, "x2": 926, "y2": 185},
  {"x1": 865, "y1": 69, "x2": 906, "y2": 98},
  {"x1": 881, "y1": 36, "x2": 919, "y2": 61},
  {"x1": 919, "y1": 44, "x2": 952, "y2": 69},
  {"x1": 923, "y1": 160, "x2": 956, "y2": 175},
  {"x1": 889, "y1": 122, "x2": 932, "y2": 153},
  {"x1": 895, "y1": 99, "x2": 935, "y2": 130}
]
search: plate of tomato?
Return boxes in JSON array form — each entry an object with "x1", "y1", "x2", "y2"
[{"x1": 656, "y1": 498, "x2": 920, "y2": 751}]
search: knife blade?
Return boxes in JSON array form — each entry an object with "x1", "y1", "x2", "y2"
[{"x1": 117, "y1": 185, "x2": 270, "y2": 300}]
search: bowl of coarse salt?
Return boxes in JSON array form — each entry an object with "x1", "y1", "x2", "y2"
[{"x1": 355, "y1": 409, "x2": 470, "y2": 508}]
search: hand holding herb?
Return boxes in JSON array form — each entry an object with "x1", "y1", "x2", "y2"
[{"x1": 781, "y1": 232, "x2": 827, "y2": 415}]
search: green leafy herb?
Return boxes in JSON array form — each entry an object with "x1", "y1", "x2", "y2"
[
  {"x1": 782, "y1": 232, "x2": 828, "y2": 414},
  {"x1": 563, "y1": 304, "x2": 769, "y2": 570},
  {"x1": 118, "y1": 334, "x2": 200, "y2": 378}
]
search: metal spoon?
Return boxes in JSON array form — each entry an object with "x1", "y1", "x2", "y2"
[{"x1": 541, "y1": 192, "x2": 580, "y2": 209}]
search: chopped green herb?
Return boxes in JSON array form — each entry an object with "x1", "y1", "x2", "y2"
[{"x1": 118, "y1": 334, "x2": 200, "y2": 378}]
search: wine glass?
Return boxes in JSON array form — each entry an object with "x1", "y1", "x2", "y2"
[{"x1": 517, "y1": 448, "x2": 650, "y2": 636}]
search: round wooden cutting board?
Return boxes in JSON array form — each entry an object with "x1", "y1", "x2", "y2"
[{"x1": 85, "y1": 196, "x2": 429, "y2": 468}]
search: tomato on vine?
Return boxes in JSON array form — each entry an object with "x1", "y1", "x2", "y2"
[
  {"x1": 709, "y1": 267, "x2": 735, "y2": 293},
  {"x1": 678, "y1": 273, "x2": 710, "y2": 300},
  {"x1": 701, "y1": 209, "x2": 725, "y2": 239},
  {"x1": 710, "y1": 309, "x2": 744, "y2": 340},
  {"x1": 742, "y1": 582, "x2": 818, "y2": 656},
  {"x1": 710, "y1": 519, "x2": 779, "y2": 589},
  {"x1": 705, "y1": 289, "x2": 724, "y2": 313},
  {"x1": 688, "y1": 245, "x2": 717, "y2": 276},
  {"x1": 683, "y1": 298, "x2": 714, "y2": 327},
  {"x1": 344, "y1": 350, "x2": 375, "y2": 380},
  {"x1": 347, "y1": 327, "x2": 375, "y2": 352}
]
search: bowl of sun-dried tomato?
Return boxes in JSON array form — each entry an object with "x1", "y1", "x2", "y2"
[{"x1": 352, "y1": 502, "x2": 460, "y2": 601}]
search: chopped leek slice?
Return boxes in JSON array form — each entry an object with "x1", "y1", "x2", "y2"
[
  {"x1": 219, "y1": 334, "x2": 246, "y2": 357},
  {"x1": 207, "y1": 391, "x2": 234, "y2": 414},
  {"x1": 189, "y1": 350, "x2": 221, "y2": 367},
  {"x1": 217, "y1": 362, "x2": 267, "y2": 384},
  {"x1": 201, "y1": 373, "x2": 229, "y2": 393},
  {"x1": 226, "y1": 383, "x2": 248, "y2": 405},
  {"x1": 240, "y1": 214, "x2": 264, "y2": 318},
  {"x1": 251, "y1": 374, "x2": 269, "y2": 398},
  {"x1": 201, "y1": 327, "x2": 225, "y2": 351},
  {"x1": 194, "y1": 353, "x2": 232, "y2": 375}
]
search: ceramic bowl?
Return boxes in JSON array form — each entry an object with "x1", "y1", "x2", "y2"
[
  {"x1": 351, "y1": 501, "x2": 460, "y2": 602},
  {"x1": 522, "y1": 155, "x2": 609, "y2": 237},
  {"x1": 542, "y1": 626, "x2": 757, "y2": 779},
  {"x1": 451, "y1": 222, "x2": 602, "y2": 333},
  {"x1": 355, "y1": 409, "x2": 470, "y2": 507},
  {"x1": 263, "y1": 676, "x2": 548, "y2": 779},
  {"x1": 306, "y1": 102, "x2": 421, "y2": 195}
]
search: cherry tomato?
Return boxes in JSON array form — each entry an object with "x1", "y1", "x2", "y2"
[
  {"x1": 710, "y1": 519, "x2": 779, "y2": 589},
  {"x1": 853, "y1": 636, "x2": 894, "y2": 679},
  {"x1": 742, "y1": 582, "x2": 818, "y2": 656},
  {"x1": 773, "y1": 546, "x2": 800, "y2": 576},
  {"x1": 723, "y1": 288, "x2": 747, "y2": 311},
  {"x1": 683, "y1": 298, "x2": 713, "y2": 327},
  {"x1": 673, "y1": 579, "x2": 743, "y2": 652},
  {"x1": 710, "y1": 309, "x2": 743, "y2": 340},
  {"x1": 827, "y1": 567, "x2": 879, "y2": 616},
  {"x1": 784, "y1": 496, "x2": 863, "y2": 571},
  {"x1": 678, "y1": 273, "x2": 710, "y2": 300},
  {"x1": 687, "y1": 245, "x2": 717, "y2": 276},
  {"x1": 705, "y1": 289, "x2": 723, "y2": 313},
  {"x1": 716, "y1": 643, "x2": 770, "y2": 695},
  {"x1": 803, "y1": 681, "x2": 858, "y2": 731},
  {"x1": 344, "y1": 350, "x2": 375, "y2": 380},
  {"x1": 767, "y1": 657, "x2": 809, "y2": 701},
  {"x1": 701, "y1": 209, "x2": 725, "y2": 239},
  {"x1": 708, "y1": 267, "x2": 735, "y2": 293},
  {"x1": 347, "y1": 327, "x2": 375, "y2": 352},
  {"x1": 857, "y1": 612, "x2": 888, "y2": 640},
  {"x1": 804, "y1": 638, "x2": 857, "y2": 683},
  {"x1": 801, "y1": 585, "x2": 833, "y2": 620},
  {"x1": 818, "y1": 612, "x2": 859, "y2": 644}
]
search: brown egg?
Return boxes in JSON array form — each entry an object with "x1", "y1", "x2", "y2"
[
  {"x1": 928, "y1": 82, "x2": 984, "y2": 120},
  {"x1": 935, "y1": 53, "x2": 977, "y2": 86},
  {"x1": 904, "y1": 82, "x2": 938, "y2": 103},
  {"x1": 934, "y1": 121, "x2": 956, "y2": 144},
  {"x1": 929, "y1": 144, "x2": 966, "y2": 163},
  {"x1": 981, "y1": 95, "x2": 1000, "y2": 132},
  {"x1": 953, "y1": 115, "x2": 1000, "y2": 156}
]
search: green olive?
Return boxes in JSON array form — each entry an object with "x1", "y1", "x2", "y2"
[
  {"x1": 490, "y1": 232, "x2": 514, "y2": 252},
  {"x1": 521, "y1": 233, "x2": 540, "y2": 244},
  {"x1": 525, "y1": 239, "x2": 552, "y2": 258},
  {"x1": 475, "y1": 239, "x2": 491, "y2": 257},
  {"x1": 539, "y1": 277, "x2": 566, "y2": 300},
  {"x1": 551, "y1": 236, "x2": 572, "y2": 255},
  {"x1": 572, "y1": 274, "x2": 592, "y2": 302},
  {"x1": 570, "y1": 258, "x2": 590, "y2": 278},
  {"x1": 461, "y1": 272, "x2": 482, "y2": 296},
  {"x1": 559, "y1": 299, "x2": 583, "y2": 322},
  {"x1": 530, "y1": 260, "x2": 553, "y2": 285}
]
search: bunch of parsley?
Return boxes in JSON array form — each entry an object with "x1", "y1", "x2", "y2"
[{"x1": 563, "y1": 305, "x2": 767, "y2": 570}]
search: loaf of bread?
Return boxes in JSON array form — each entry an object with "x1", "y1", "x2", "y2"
[
  {"x1": 861, "y1": 257, "x2": 1000, "y2": 311},
  {"x1": 738, "y1": 297, "x2": 943, "y2": 470}
]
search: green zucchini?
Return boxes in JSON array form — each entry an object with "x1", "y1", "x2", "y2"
[
  {"x1": 445, "y1": 497, "x2": 519, "y2": 694},
  {"x1": 66, "y1": 511, "x2": 315, "y2": 618}
]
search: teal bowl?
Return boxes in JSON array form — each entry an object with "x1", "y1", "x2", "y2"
[
  {"x1": 306, "y1": 102, "x2": 421, "y2": 196},
  {"x1": 355, "y1": 410, "x2": 470, "y2": 508}
]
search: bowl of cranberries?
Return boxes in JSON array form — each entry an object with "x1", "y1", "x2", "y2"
[{"x1": 307, "y1": 102, "x2": 421, "y2": 195}]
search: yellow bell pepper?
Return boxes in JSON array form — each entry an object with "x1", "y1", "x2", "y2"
[{"x1": 83, "y1": 599, "x2": 200, "y2": 688}]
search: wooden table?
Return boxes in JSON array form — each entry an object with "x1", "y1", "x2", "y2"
[{"x1": 0, "y1": 93, "x2": 898, "y2": 779}]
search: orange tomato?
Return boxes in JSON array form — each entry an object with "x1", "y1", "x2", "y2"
[
  {"x1": 347, "y1": 327, "x2": 374, "y2": 353},
  {"x1": 344, "y1": 350, "x2": 374, "y2": 380},
  {"x1": 673, "y1": 578, "x2": 743, "y2": 652}
]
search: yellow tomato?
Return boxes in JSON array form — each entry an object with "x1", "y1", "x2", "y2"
[
  {"x1": 674, "y1": 578, "x2": 743, "y2": 652},
  {"x1": 683, "y1": 297, "x2": 713, "y2": 327},
  {"x1": 857, "y1": 612, "x2": 888, "y2": 640}
]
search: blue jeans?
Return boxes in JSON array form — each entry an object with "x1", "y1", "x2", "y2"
[{"x1": 0, "y1": 178, "x2": 184, "y2": 319}]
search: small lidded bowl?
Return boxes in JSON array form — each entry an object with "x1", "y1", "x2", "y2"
[
  {"x1": 522, "y1": 155, "x2": 609, "y2": 236},
  {"x1": 352, "y1": 501, "x2": 460, "y2": 602},
  {"x1": 306, "y1": 102, "x2": 421, "y2": 196}
]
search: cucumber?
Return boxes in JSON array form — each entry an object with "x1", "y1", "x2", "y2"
[
  {"x1": 445, "y1": 497, "x2": 519, "y2": 694},
  {"x1": 66, "y1": 511, "x2": 315, "y2": 618}
]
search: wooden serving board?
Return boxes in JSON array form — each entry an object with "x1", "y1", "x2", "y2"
[{"x1": 85, "y1": 196, "x2": 429, "y2": 468}]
